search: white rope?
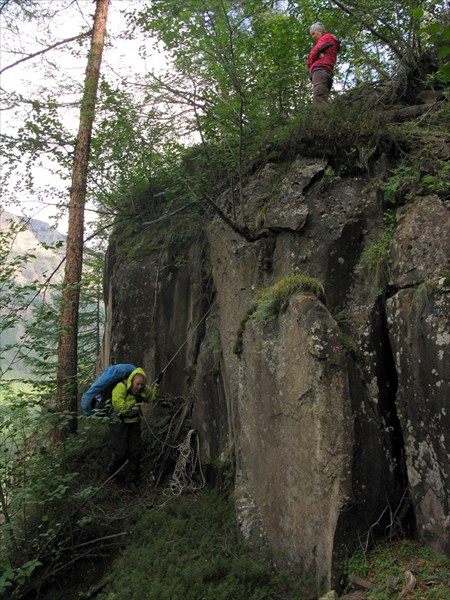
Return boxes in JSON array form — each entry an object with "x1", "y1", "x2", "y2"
[{"x1": 164, "y1": 429, "x2": 205, "y2": 497}]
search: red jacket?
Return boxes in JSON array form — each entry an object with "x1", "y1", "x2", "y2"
[{"x1": 306, "y1": 33, "x2": 340, "y2": 75}]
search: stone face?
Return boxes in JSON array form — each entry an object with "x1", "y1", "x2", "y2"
[
  {"x1": 386, "y1": 194, "x2": 450, "y2": 553},
  {"x1": 389, "y1": 195, "x2": 449, "y2": 287},
  {"x1": 103, "y1": 238, "x2": 208, "y2": 397},
  {"x1": 262, "y1": 157, "x2": 326, "y2": 231},
  {"x1": 237, "y1": 294, "x2": 353, "y2": 592},
  {"x1": 386, "y1": 289, "x2": 450, "y2": 553},
  {"x1": 104, "y1": 154, "x2": 450, "y2": 593}
]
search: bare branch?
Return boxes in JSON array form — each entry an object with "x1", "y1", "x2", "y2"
[
  {"x1": 142, "y1": 202, "x2": 196, "y2": 227},
  {"x1": 0, "y1": 31, "x2": 91, "y2": 75}
]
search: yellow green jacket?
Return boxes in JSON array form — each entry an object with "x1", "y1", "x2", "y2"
[{"x1": 111, "y1": 367, "x2": 157, "y2": 423}]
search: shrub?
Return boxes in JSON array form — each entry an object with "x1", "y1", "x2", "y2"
[
  {"x1": 362, "y1": 210, "x2": 396, "y2": 287},
  {"x1": 346, "y1": 540, "x2": 450, "y2": 599}
]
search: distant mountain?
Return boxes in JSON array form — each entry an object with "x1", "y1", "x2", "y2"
[
  {"x1": 0, "y1": 208, "x2": 66, "y2": 284},
  {"x1": 0, "y1": 208, "x2": 67, "y2": 377},
  {"x1": 28, "y1": 216, "x2": 67, "y2": 248}
]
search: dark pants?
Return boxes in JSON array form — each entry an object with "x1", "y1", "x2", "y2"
[
  {"x1": 311, "y1": 69, "x2": 332, "y2": 105},
  {"x1": 108, "y1": 421, "x2": 141, "y2": 483}
]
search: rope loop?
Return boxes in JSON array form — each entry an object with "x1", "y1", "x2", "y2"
[{"x1": 164, "y1": 429, "x2": 205, "y2": 496}]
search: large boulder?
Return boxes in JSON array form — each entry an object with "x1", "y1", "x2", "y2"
[
  {"x1": 236, "y1": 293, "x2": 353, "y2": 593},
  {"x1": 386, "y1": 194, "x2": 450, "y2": 553}
]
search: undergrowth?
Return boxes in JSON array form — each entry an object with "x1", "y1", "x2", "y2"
[
  {"x1": 97, "y1": 488, "x2": 312, "y2": 600},
  {"x1": 252, "y1": 275, "x2": 325, "y2": 325},
  {"x1": 346, "y1": 540, "x2": 450, "y2": 599}
]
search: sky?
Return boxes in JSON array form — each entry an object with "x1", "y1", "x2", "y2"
[{"x1": 0, "y1": 0, "x2": 168, "y2": 235}]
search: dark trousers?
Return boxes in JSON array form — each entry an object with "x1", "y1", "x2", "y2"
[
  {"x1": 312, "y1": 69, "x2": 332, "y2": 105},
  {"x1": 108, "y1": 421, "x2": 141, "y2": 483}
]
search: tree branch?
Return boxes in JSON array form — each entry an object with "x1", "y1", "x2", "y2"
[
  {"x1": 201, "y1": 192, "x2": 267, "y2": 242},
  {"x1": 329, "y1": 0, "x2": 406, "y2": 62},
  {"x1": 0, "y1": 32, "x2": 91, "y2": 75}
]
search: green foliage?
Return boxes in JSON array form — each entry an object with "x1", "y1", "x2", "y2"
[
  {"x1": 97, "y1": 489, "x2": 311, "y2": 600},
  {"x1": 0, "y1": 558, "x2": 42, "y2": 595},
  {"x1": 269, "y1": 100, "x2": 401, "y2": 179},
  {"x1": 288, "y1": 0, "x2": 446, "y2": 84},
  {"x1": 381, "y1": 110, "x2": 449, "y2": 204},
  {"x1": 382, "y1": 164, "x2": 419, "y2": 205},
  {"x1": 13, "y1": 244, "x2": 105, "y2": 394},
  {"x1": 324, "y1": 166, "x2": 342, "y2": 184},
  {"x1": 234, "y1": 274, "x2": 324, "y2": 355},
  {"x1": 421, "y1": 161, "x2": 450, "y2": 198},
  {"x1": 363, "y1": 211, "x2": 396, "y2": 284},
  {"x1": 346, "y1": 540, "x2": 450, "y2": 599},
  {"x1": 252, "y1": 274, "x2": 324, "y2": 325},
  {"x1": 0, "y1": 412, "x2": 113, "y2": 598},
  {"x1": 414, "y1": 7, "x2": 450, "y2": 84},
  {"x1": 127, "y1": 0, "x2": 312, "y2": 195}
]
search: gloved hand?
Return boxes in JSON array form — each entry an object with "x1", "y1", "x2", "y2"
[
  {"x1": 120, "y1": 405, "x2": 141, "y2": 417},
  {"x1": 155, "y1": 372, "x2": 164, "y2": 385}
]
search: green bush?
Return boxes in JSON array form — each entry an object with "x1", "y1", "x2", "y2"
[
  {"x1": 233, "y1": 274, "x2": 324, "y2": 355},
  {"x1": 362, "y1": 211, "x2": 396, "y2": 286},
  {"x1": 382, "y1": 164, "x2": 418, "y2": 205},
  {"x1": 421, "y1": 161, "x2": 450, "y2": 198}
]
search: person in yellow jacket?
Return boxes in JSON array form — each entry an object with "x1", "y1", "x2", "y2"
[{"x1": 107, "y1": 367, "x2": 158, "y2": 491}]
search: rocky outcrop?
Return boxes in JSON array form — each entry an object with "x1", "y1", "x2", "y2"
[
  {"x1": 0, "y1": 208, "x2": 65, "y2": 285},
  {"x1": 237, "y1": 294, "x2": 353, "y2": 590},
  {"x1": 102, "y1": 156, "x2": 449, "y2": 593},
  {"x1": 386, "y1": 195, "x2": 450, "y2": 554}
]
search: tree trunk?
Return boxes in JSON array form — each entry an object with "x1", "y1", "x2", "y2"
[{"x1": 55, "y1": 0, "x2": 109, "y2": 442}]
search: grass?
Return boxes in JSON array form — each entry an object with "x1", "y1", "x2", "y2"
[
  {"x1": 96, "y1": 488, "x2": 313, "y2": 600},
  {"x1": 252, "y1": 275, "x2": 324, "y2": 325},
  {"x1": 362, "y1": 210, "x2": 396, "y2": 287},
  {"x1": 346, "y1": 540, "x2": 450, "y2": 599},
  {"x1": 233, "y1": 274, "x2": 324, "y2": 355},
  {"x1": 3, "y1": 400, "x2": 449, "y2": 600}
]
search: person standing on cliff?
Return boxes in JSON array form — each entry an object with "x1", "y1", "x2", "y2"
[
  {"x1": 306, "y1": 22, "x2": 340, "y2": 106},
  {"x1": 107, "y1": 367, "x2": 158, "y2": 492}
]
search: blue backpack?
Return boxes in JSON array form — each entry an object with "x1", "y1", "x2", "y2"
[{"x1": 81, "y1": 364, "x2": 136, "y2": 417}]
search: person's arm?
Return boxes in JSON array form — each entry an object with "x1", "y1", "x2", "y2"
[
  {"x1": 112, "y1": 381, "x2": 138, "y2": 415},
  {"x1": 315, "y1": 42, "x2": 332, "y2": 58}
]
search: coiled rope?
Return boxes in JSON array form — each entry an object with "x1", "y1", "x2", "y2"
[{"x1": 164, "y1": 429, "x2": 205, "y2": 496}]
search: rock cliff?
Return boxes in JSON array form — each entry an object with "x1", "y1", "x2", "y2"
[{"x1": 101, "y1": 112, "x2": 449, "y2": 593}]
